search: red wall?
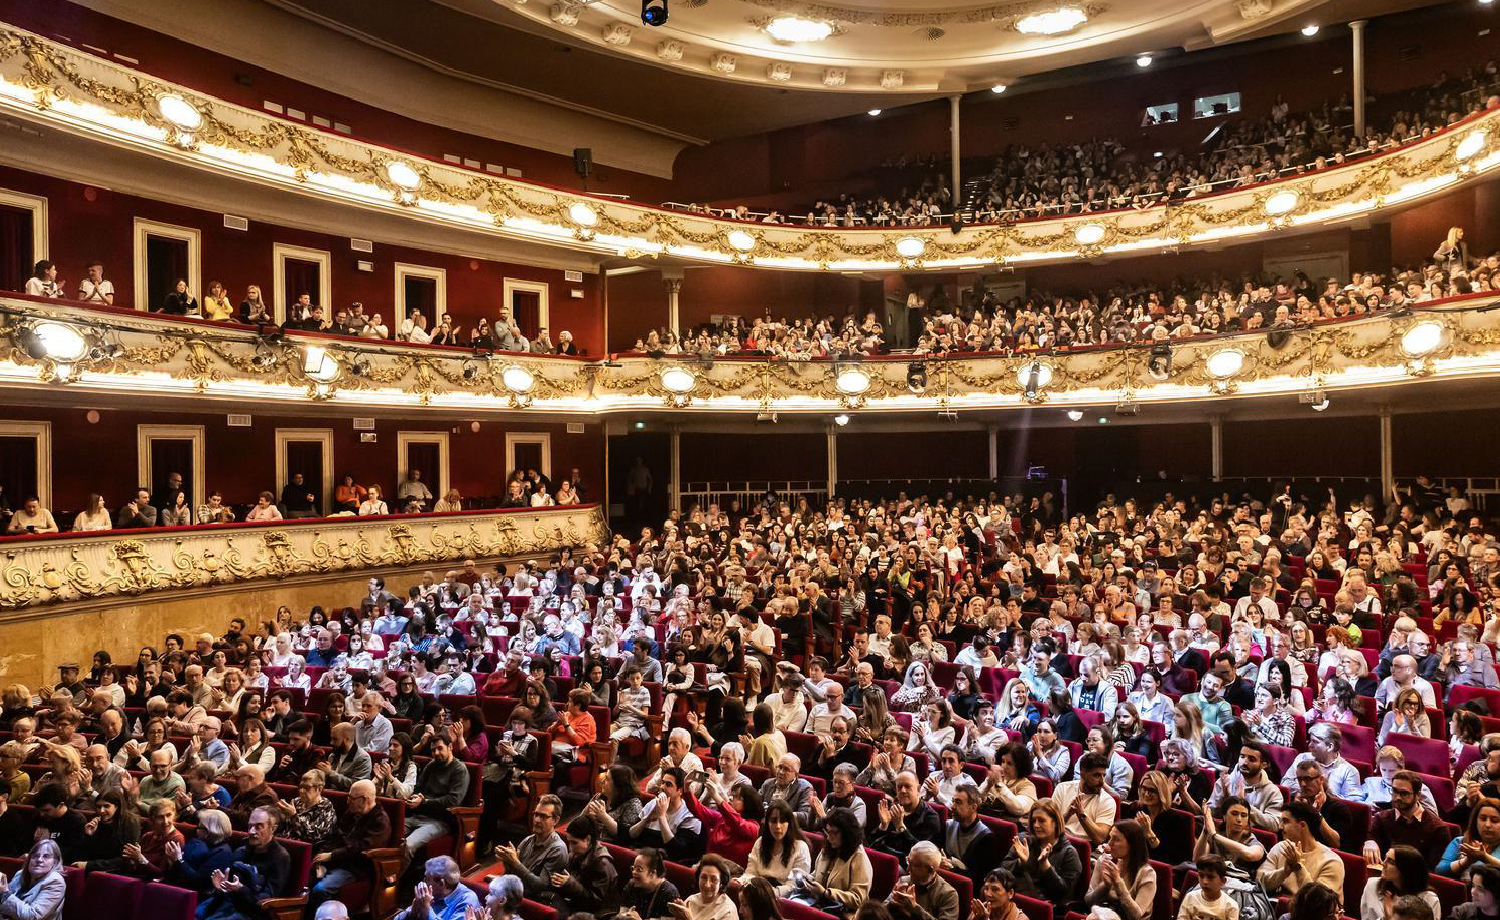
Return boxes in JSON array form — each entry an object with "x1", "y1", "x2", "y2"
[
  {"x1": 0, "y1": 165, "x2": 606, "y2": 355},
  {"x1": 680, "y1": 432, "x2": 827, "y2": 482},
  {"x1": 674, "y1": 4, "x2": 1500, "y2": 203},
  {"x1": 1393, "y1": 407, "x2": 1500, "y2": 478},
  {"x1": 3, "y1": 0, "x2": 674, "y2": 201},
  {"x1": 2, "y1": 404, "x2": 603, "y2": 513}
]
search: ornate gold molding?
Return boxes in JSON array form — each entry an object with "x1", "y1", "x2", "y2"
[
  {"x1": 2, "y1": 295, "x2": 1499, "y2": 413},
  {"x1": 0, "y1": 25, "x2": 1495, "y2": 273},
  {"x1": 0, "y1": 506, "x2": 609, "y2": 613}
]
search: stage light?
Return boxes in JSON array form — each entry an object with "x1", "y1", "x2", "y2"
[
  {"x1": 1457, "y1": 130, "x2": 1487, "y2": 161},
  {"x1": 1400, "y1": 321, "x2": 1445, "y2": 356},
  {"x1": 1205, "y1": 348, "x2": 1244, "y2": 378},
  {"x1": 727, "y1": 230, "x2": 756, "y2": 252},
  {"x1": 156, "y1": 94, "x2": 203, "y2": 131},
  {"x1": 835, "y1": 365, "x2": 871, "y2": 395},
  {"x1": 660, "y1": 367, "x2": 696, "y2": 393},
  {"x1": 1147, "y1": 343, "x2": 1172, "y2": 377},
  {"x1": 302, "y1": 345, "x2": 340, "y2": 382},
  {"x1": 765, "y1": 16, "x2": 833, "y2": 42},
  {"x1": 502, "y1": 365, "x2": 536, "y2": 393},
  {"x1": 1015, "y1": 8, "x2": 1088, "y2": 34},
  {"x1": 1017, "y1": 361, "x2": 1053, "y2": 397},
  {"x1": 1074, "y1": 224, "x2": 1105, "y2": 245},
  {"x1": 385, "y1": 161, "x2": 421, "y2": 191},
  {"x1": 1264, "y1": 190, "x2": 1300, "y2": 215},
  {"x1": 642, "y1": 0, "x2": 668, "y2": 26},
  {"x1": 906, "y1": 362, "x2": 928, "y2": 392},
  {"x1": 27, "y1": 322, "x2": 88, "y2": 362}
]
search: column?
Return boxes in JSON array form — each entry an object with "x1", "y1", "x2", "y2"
[
  {"x1": 1210, "y1": 416, "x2": 1224, "y2": 482},
  {"x1": 1379, "y1": 407, "x2": 1394, "y2": 499},
  {"x1": 664, "y1": 276, "x2": 683, "y2": 338},
  {"x1": 987, "y1": 425, "x2": 998, "y2": 479},
  {"x1": 669, "y1": 425, "x2": 681, "y2": 512},
  {"x1": 1351, "y1": 20, "x2": 1367, "y2": 138},
  {"x1": 826, "y1": 426, "x2": 838, "y2": 500},
  {"x1": 949, "y1": 95, "x2": 962, "y2": 217}
]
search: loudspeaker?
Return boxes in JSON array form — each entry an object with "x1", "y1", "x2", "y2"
[{"x1": 573, "y1": 148, "x2": 593, "y2": 179}]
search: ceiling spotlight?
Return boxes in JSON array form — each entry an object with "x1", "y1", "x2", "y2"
[
  {"x1": 1205, "y1": 348, "x2": 1245, "y2": 378},
  {"x1": 568, "y1": 202, "x2": 599, "y2": 228},
  {"x1": 1457, "y1": 130, "x2": 1488, "y2": 161},
  {"x1": 765, "y1": 16, "x2": 834, "y2": 42},
  {"x1": 990, "y1": 83, "x2": 1008, "y2": 94},
  {"x1": 1301, "y1": 24, "x2": 1320, "y2": 36},
  {"x1": 27, "y1": 322, "x2": 88, "y2": 363},
  {"x1": 867, "y1": 109, "x2": 882, "y2": 117},
  {"x1": 660, "y1": 366, "x2": 696, "y2": 393},
  {"x1": 302, "y1": 345, "x2": 340, "y2": 382},
  {"x1": 1015, "y1": 8, "x2": 1088, "y2": 34},
  {"x1": 895, "y1": 236, "x2": 926, "y2": 259},
  {"x1": 501, "y1": 365, "x2": 536, "y2": 393},
  {"x1": 906, "y1": 362, "x2": 928, "y2": 392},
  {"x1": 642, "y1": 0, "x2": 668, "y2": 26},
  {"x1": 833, "y1": 414, "x2": 850, "y2": 427},
  {"x1": 1097, "y1": 417, "x2": 1110, "y2": 424},
  {"x1": 1135, "y1": 54, "x2": 1153, "y2": 67},
  {"x1": 1066, "y1": 410, "x2": 1084, "y2": 421},
  {"x1": 1264, "y1": 189, "x2": 1301, "y2": 215},
  {"x1": 835, "y1": 365, "x2": 871, "y2": 395},
  {"x1": 1400, "y1": 320, "x2": 1446, "y2": 356},
  {"x1": 156, "y1": 93, "x2": 203, "y2": 131},
  {"x1": 385, "y1": 161, "x2": 422, "y2": 191}
]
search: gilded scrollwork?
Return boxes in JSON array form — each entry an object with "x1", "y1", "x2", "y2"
[
  {"x1": 0, "y1": 507, "x2": 609, "y2": 613},
  {"x1": 0, "y1": 25, "x2": 1496, "y2": 273}
]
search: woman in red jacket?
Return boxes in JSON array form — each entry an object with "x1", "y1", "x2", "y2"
[{"x1": 684, "y1": 779, "x2": 763, "y2": 868}]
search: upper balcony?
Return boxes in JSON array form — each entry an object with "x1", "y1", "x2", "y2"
[
  {"x1": 1, "y1": 24, "x2": 1497, "y2": 276},
  {"x1": 4, "y1": 289, "x2": 1499, "y2": 419}
]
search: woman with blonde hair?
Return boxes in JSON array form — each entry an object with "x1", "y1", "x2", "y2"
[
  {"x1": 72, "y1": 494, "x2": 111, "y2": 532},
  {"x1": 432, "y1": 489, "x2": 464, "y2": 514},
  {"x1": 1434, "y1": 225, "x2": 1470, "y2": 275},
  {"x1": 1377, "y1": 688, "x2": 1431, "y2": 745}
]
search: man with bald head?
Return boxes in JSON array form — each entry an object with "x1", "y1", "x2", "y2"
[
  {"x1": 314, "y1": 903, "x2": 349, "y2": 920},
  {"x1": 227, "y1": 763, "x2": 279, "y2": 829},
  {"x1": 309, "y1": 779, "x2": 391, "y2": 910},
  {"x1": 1375, "y1": 652, "x2": 1438, "y2": 710},
  {"x1": 319, "y1": 722, "x2": 372, "y2": 791},
  {"x1": 137, "y1": 748, "x2": 185, "y2": 814},
  {"x1": 757, "y1": 753, "x2": 816, "y2": 828},
  {"x1": 871, "y1": 770, "x2": 944, "y2": 857},
  {"x1": 84, "y1": 744, "x2": 127, "y2": 804},
  {"x1": 96, "y1": 708, "x2": 130, "y2": 760}
]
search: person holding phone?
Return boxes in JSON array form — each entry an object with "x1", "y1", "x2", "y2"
[{"x1": 5, "y1": 497, "x2": 57, "y2": 535}]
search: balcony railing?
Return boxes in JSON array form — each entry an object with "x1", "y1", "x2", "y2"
[
  {"x1": 2, "y1": 291, "x2": 1499, "y2": 416},
  {"x1": 0, "y1": 24, "x2": 1497, "y2": 273},
  {"x1": 0, "y1": 504, "x2": 609, "y2": 613}
]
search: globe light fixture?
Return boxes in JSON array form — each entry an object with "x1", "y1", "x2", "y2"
[
  {"x1": 895, "y1": 237, "x2": 926, "y2": 259},
  {"x1": 568, "y1": 202, "x2": 600, "y2": 228},
  {"x1": 1205, "y1": 348, "x2": 1245, "y2": 378},
  {"x1": 302, "y1": 345, "x2": 340, "y2": 382},
  {"x1": 30, "y1": 322, "x2": 89, "y2": 363},
  {"x1": 727, "y1": 230, "x2": 756, "y2": 252},
  {"x1": 156, "y1": 94, "x2": 203, "y2": 131},
  {"x1": 835, "y1": 366, "x2": 871, "y2": 395},
  {"x1": 660, "y1": 367, "x2": 697, "y2": 393},
  {"x1": 1074, "y1": 224, "x2": 1106, "y2": 245},
  {"x1": 385, "y1": 161, "x2": 422, "y2": 191},
  {"x1": 1264, "y1": 190, "x2": 1301, "y2": 215},
  {"x1": 501, "y1": 365, "x2": 536, "y2": 393},
  {"x1": 1400, "y1": 321, "x2": 1445, "y2": 356}
]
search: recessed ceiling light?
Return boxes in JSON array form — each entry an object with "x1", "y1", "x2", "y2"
[
  {"x1": 990, "y1": 83, "x2": 1008, "y2": 94},
  {"x1": 1153, "y1": 151, "x2": 1163, "y2": 158},
  {"x1": 1015, "y1": 8, "x2": 1088, "y2": 35},
  {"x1": 1136, "y1": 54, "x2": 1153, "y2": 67},
  {"x1": 765, "y1": 16, "x2": 834, "y2": 42},
  {"x1": 833, "y1": 414, "x2": 850, "y2": 426},
  {"x1": 868, "y1": 109, "x2": 882, "y2": 116},
  {"x1": 1066, "y1": 410, "x2": 1084, "y2": 421},
  {"x1": 1301, "y1": 24, "x2": 1320, "y2": 36}
]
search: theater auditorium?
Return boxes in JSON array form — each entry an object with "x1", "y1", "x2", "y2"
[{"x1": 0, "y1": 1, "x2": 1497, "y2": 919}]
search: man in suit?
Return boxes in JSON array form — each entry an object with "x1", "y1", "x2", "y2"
[{"x1": 116, "y1": 488, "x2": 158, "y2": 528}]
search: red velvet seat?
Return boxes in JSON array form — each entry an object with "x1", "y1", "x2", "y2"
[
  {"x1": 1387, "y1": 732, "x2": 1449, "y2": 777},
  {"x1": 866, "y1": 846, "x2": 900, "y2": 900},
  {"x1": 779, "y1": 899, "x2": 840, "y2": 920},
  {"x1": 82, "y1": 872, "x2": 144, "y2": 920},
  {"x1": 938, "y1": 867, "x2": 972, "y2": 920},
  {"x1": 137, "y1": 883, "x2": 196, "y2": 920},
  {"x1": 1016, "y1": 894, "x2": 1054, "y2": 920}
]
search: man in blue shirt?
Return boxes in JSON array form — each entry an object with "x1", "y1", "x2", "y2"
[{"x1": 393, "y1": 855, "x2": 477, "y2": 920}]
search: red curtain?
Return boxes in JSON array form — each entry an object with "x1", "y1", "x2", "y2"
[
  {"x1": 512, "y1": 290, "x2": 541, "y2": 339},
  {"x1": 283, "y1": 258, "x2": 321, "y2": 318},
  {"x1": 0, "y1": 205, "x2": 33, "y2": 293}
]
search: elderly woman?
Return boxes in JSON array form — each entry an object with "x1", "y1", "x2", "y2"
[{"x1": 275, "y1": 769, "x2": 338, "y2": 851}]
